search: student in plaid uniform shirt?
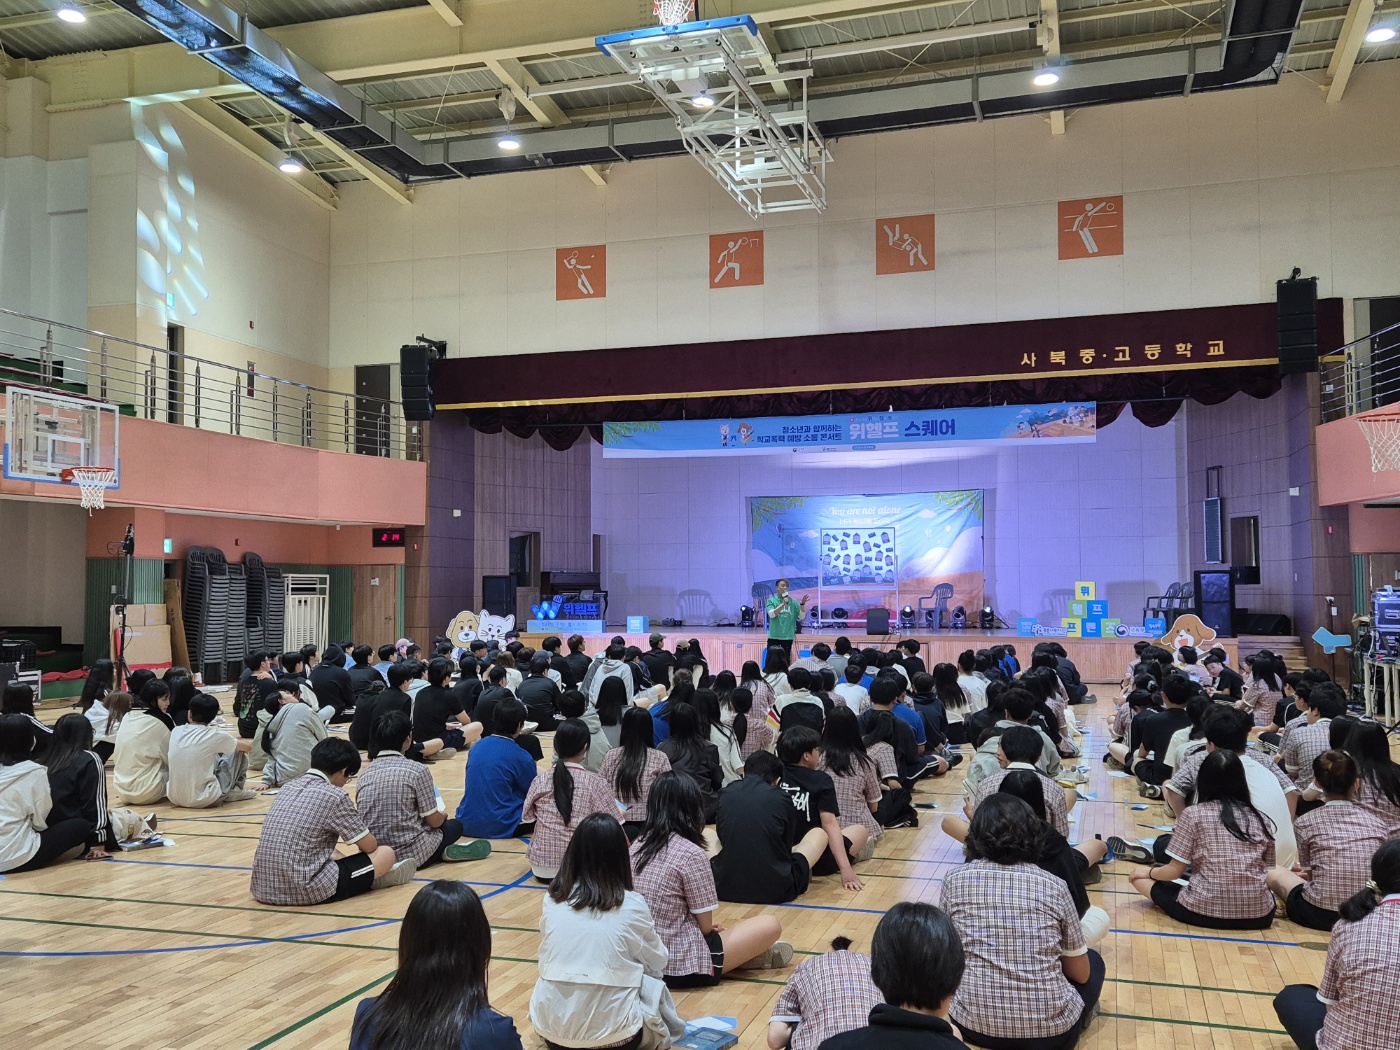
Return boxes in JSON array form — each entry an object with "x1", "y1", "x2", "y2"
[
  {"x1": 942, "y1": 794, "x2": 1103, "y2": 1050},
  {"x1": 767, "y1": 936, "x2": 882, "y2": 1050},
  {"x1": 600, "y1": 707, "x2": 672, "y2": 836},
  {"x1": 250, "y1": 738, "x2": 414, "y2": 906},
  {"x1": 1342, "y1": 721, "x2": 1400, "y2": 837},
  {"x1": 1275, "y1": 840, "x2": 1400, "y2": 1050},
  {"x1": 942, "y1": 726, "x2": 1070, "y2": 845},
  {"x1": 732, "y1": 686, "x2": 775, "y2": 760},
  {"x1": 631, "y1": 772, "x2": 790, "y2": 988},
  {"x1": 819, "y1": 708, "x2": 884, "y2": 853},
  {"x1": 522, "y1": 719, "x2": 620, "y2": 881},
  {"x1": 1130, "y1": 750, "x2": 1278, "y2": 930},
  {"x1": 1280, "y1": 685, "x2": 1346, "y2": 800},
  {"x1": 1268, "y1": 750, "x2": 1389, "y2": 931}
]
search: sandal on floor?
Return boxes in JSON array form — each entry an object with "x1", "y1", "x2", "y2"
[{"x1": 1106, "y1": 836, "x2": 1154, "y2": 864}]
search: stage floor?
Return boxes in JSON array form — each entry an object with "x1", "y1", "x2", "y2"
[{"x1": 518, "y1": 627, "x2": 1240, "y2": 683}]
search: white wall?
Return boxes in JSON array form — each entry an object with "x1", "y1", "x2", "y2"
[
  {"x1": 328, "y1": 64, "x2": 1400, "y2": 367},
  {"x1": 0, "y1": 498, "x2": 88, "y2": 643},
  {"x1": 593, "y1": 414, "x2": 1187, "y2": 627}
]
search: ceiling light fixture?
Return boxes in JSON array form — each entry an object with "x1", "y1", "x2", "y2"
[
  {"x1": 278, "y1": 157, "x2": 304, "y2": 174},
  {"x1": 497, "y1": 133, "x2": 521, "y2": 151},
  {"x1": 1365, "y1": 25, "x2": 1397, "y2": 43},
  {"x1": 1032, "y1": 69, "x2": 1061, "y2": 87},
  {"x1": 692, "y1": 90, "x2": 715, "y2": 108},
  {"x1": 56, "y1": 5, "x2": 86, "y2": 22}
]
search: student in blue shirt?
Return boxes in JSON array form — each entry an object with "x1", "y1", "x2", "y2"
[
  {"x1": 457, "y1": 699, "x2": 539, "y2": 839},
  {"x1": 860, "y1": 676, "x2": 946, "y2": 777}
]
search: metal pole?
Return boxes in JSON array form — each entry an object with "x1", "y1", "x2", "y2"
[
  {"x1": 379, "y1": 404, "x2": 388, "y2": 457},
  {"x1": 272, "y1": 385, "x2": 279, "y2": 441},
  {"x1": 41, "y1": 327, "x2": 54, "y2": 387},
  {"x1": 99, "y1": 339, "x2": 109, "y2": 401},
  {"x1": 343, "y1": 397, "x2": 351, "y2": 453},
  {"x1": 193, "y1": 364, "x2": 201, "y2": 428},
  {"x1": 146, "y1": 351, "x2": 157, "y2": 418},
  {"x1": 303, "y1": 392, "x2": 312, "y2": 446}
]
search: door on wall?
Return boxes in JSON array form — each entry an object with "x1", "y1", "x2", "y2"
[
  {"x1": 352, "y1": 565, "x2": 400, "y2": 646},
  {"x1": 355, "y1": 365, "x2": 392, "y2": 456},
  {"x1": 510, "y1": 532, "x2": 540, "y2": 628}
]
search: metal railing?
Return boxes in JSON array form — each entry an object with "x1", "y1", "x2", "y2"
[
  {"x1": 1320, "y1": 319, "x2": 1400, "y2": 424},
  {"x1": 0, "y1": 307, "x2": 423, "y2": 461}
]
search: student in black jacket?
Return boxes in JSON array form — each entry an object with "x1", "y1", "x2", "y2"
[
  {"x1": 347, "y1": 646, "x2": 384, "y2": 699},
  {"x1": 310, "y1": 647, "x2": 356, "y2": 722},
  {"x1": 817, "y1": 901, "x2": 968, "y2": 1050},
  {"x1": 43, "y1": 714, "x2": 113, "y2": 857},
  {"x1": 516, "y1": 653, "x2": 563, "y2": 731},
  {"x1": 541, "y1": 635, "x2": 577, "y2": 687}
]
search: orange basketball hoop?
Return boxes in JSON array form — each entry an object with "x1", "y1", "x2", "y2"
[
  {"x1": 1357, "y1": 412, "x2": 1400, "y2": 473},
  {"x1": 61, "y1": 466, "x2": 117, "y2": 511}
]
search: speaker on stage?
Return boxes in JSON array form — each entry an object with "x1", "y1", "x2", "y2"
[
  {"x1": 482, "y1": 574, "x2": 515, "y2": 617},
  {"x1": 1194, "y1": 570, "x2": 1235, "y2": 638},
  {"x1": 866, "y1": 608, "x2": 890, "y2": 635}
]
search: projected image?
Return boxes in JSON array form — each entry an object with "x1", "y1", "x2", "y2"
[{"x1": 821, "y1": 529, "x2": 897, "y2": 587}]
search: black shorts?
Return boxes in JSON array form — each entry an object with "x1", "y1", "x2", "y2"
[
  {"x1": 787, "y1": 851, "x2": 812, "y2": 901},
  {"x1": 1072, "y1": 849, "x2": 1089, "y2": 875},
  {"x1": 1285, "y1": 885, "x2": 1340, "y2": 931},
  {"x1": 1150, "y1": 879, "x2": 1274, "y2": 930},
  {"x1": 811, "y1": 835, "x2": 855, "y2": 878},
  {"x1": 663, "y1": 929, "x2": 725, "y2": 988},
  {"x1": 323, "y1": 854, "x2": 377, "y2": 903}
]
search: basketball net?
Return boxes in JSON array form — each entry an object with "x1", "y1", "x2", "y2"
[
  {"x1": 61, "y1": 466, "x2": 116, "y2": 512},
  {"x1": 1357, "y1": 413, "x2": 1400, "y2": 473},
  {"x1": 655, "y1": 0, "x2": 694, "y2": 25}
]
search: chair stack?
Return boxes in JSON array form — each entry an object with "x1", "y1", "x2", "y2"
[
  {"x1": 182, "y1": 547, "x2": 230, "y2": 683},
  {"x1": 225, "y1": 563, "x2": 248, "y2": 672}
]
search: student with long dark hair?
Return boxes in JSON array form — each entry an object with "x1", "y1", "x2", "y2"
[
  {"x1": 1268, "y1": 749, "x2": 1388, "y2": 931},
  {"x1": 1129, "y1": 749, "x2": 1277, "y2": 929},
  {"x1": 694, "y1": 688, "x2": 743, "y2": 785},
  {"x1": 632, "y1": 772, "x2": 790, "y2": 986},
  {"x1": 351, "y1": 880, "x2": 522, "y2": 1050},
  {"x1": 530, "y1": 813, "x2": 685, "y2": 1050},
  {"x1": 82, "y1": 661, "x2": 123, "y2": 761},
  {"x1": 595, "y1": 675, "x2": 630, "y2": 749},
  {"x1": 742, "y1": 659, "x2": 777, "y2": 721},
  {"x1": 944, "y1": 794, "x2": 1101, "y2": 1049},
  {"x1": 166, "y1": 673, "x2": 198, "y2": 726},
  {"x1": 932, "y1": 662, "x2": 970, "y2": 746},
  {"x1": 42, "y1": 713, "x2": 113, "y2": 858},
  {"x1": 1238, "y1": 652, "x2": 1285, "y2": 727},
  {"x1": 601, "y1": 707, "x2": 671, "y2": 837},
  {"x1": 0, "y1": 715, "x2": 91, "y2": 873},
  {"x1": 658, "y1": 702, "x2": 723, "y2": 823},
  {"x1": 820, "y1": 707, "x2": 882, "y2": 854},
  {"x1": 90, "y1": 690, "x2": 131, "y2": 766},
  {"x1": 1341, "y1": 721, "x2": 1400, "y2": 835},
  {"x1": 730, "y1": 686, "x2": 769, "y2": 759},
  {"x1": 1274, "y1": 839, "x2": 1400, "y2": 1050},
  {"x1": 523, "y1": 718, "x2": 619, "y2": 881},
  {"x1": 764, "y1": 646, "x2": 792, "y2": 697},
  {"x1": 112, "y1": 680, "x2": 173, "y2": 805},
  {"x1": 2, "y1": 682, "x2": 52, "y2": 760}
]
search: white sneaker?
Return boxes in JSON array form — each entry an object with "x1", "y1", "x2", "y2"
[
  {"x1": 222, "y1": 788, "x2": 258, "y2": 803},
  {"x1": 428, "y1": 748, "x2": 458, "y2": 762},
  {"x1": 740, "y1": 941, "x2": 794, "y2": 970},
  {"x1": 372, "y1": 858, "x2": 418, "y2": 890}
]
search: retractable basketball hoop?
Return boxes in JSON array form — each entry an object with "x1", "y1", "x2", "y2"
[
  {"x1": 1358, "y1": 412, "x2": 1400, "y2": 473},
  {"x1": 654, "y1": 0, "x2": 694, "y2": 24},
  {"x1": 4, "y1": 383, "x2": 121, "y2": 512},
  {"x1": 60, "y1": 466, "x2": 118, "y2": 510}
]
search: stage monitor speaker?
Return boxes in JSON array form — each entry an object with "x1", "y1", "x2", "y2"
[
  {"x1": 865, "y1": 608, "x2": 890, "y2": 635},
  {"x1": 1194, "y1": 569, "x2": 1236, "y2": 638},
  {"x1": 482, "y1": 574, "x2": 515, "y2": 617},
  {"x1": 1277, "y1": 276, "x2": 1319, "y2": 376},
  {"x1": 399, "y1": 343, "x2": 436, "y2": 421}
]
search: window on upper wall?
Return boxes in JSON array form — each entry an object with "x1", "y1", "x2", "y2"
[{"x1": 1231, "y1": 515, "x2": 1260, "y2": 585}]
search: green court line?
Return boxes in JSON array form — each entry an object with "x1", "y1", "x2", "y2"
[
  {"x1": 0, "y1": 914, "x2": 395, "y2": 953},
  {"x1": 1106, "y1": 977, "x2": 1277, "y2": 997},
  {"x1": 1099, "y1": 1011, "x2": 1286, "y2": 1035},
  {"x1": 246, "y1": 970, "x2": 397, "y2": 1050}
]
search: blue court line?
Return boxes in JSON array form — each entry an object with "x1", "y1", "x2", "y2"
[
  {"x1": 481, "y1": 871, "x2": 538, "y2": 900},
  {"x1": 0, "y1": 918, "x2": 398, "y2": 958},
  {"x1": 1109, "y1": 927, "x2": 1300, "y2": 948}
]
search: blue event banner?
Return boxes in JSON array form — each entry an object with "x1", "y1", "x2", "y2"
[{"x1": 602, "y1": 403, "x2": 1096, "y2": 457}]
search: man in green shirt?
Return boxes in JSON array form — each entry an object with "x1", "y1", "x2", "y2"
[{"x1": 765, "y1": 578, "x2": 808, "y2": 658}]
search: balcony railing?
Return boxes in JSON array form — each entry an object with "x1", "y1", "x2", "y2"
[
  {"x1": 0, "y1": 307, "x2": 422, "y2": 460},
  {"x1": 1320, "y1": 319, "x2": 1400, "y2": 424}
]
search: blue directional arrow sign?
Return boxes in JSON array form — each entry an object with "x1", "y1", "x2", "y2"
[{"x1": 1312, "y1": 627, "x2": 1352, "y2": 654}]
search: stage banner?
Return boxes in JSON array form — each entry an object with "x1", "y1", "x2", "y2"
[
  {"x1": 605, "y1": 402, "x2": 1093, "y2": 458},
  {"x1": 749, "y1": 491, "x2": 984, "y2": 621}
]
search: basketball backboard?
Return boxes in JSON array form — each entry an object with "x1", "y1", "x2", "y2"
[{"x1": 3, "y1": 385, "x2": 120, "y2": 488}]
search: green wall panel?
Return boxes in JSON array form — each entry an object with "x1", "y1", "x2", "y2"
[
  {"x1": 272, "y1": 564, "x2": 351, "y2": 650},
  {"x1": 84, "y1": 558, "x2": 165, "y2": 664}
]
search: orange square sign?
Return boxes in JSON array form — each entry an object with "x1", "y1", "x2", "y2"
[
  {"x1": 1058, "y1": 197, "x2": 1123, "y2": 260},
  {"x1": 556, "y1": 245, "x2": 606, "y2": 300},
  {"x1": 875, "y1": 214, "x2": 935, "y2": 274},
  {"x1": 710, "y1": 231, "x2": 764, "y2": 287}
]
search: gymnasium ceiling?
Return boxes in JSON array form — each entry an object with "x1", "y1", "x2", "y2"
[{"x1": 1, "y1": 0, "x2": 1397, "y2": 204}]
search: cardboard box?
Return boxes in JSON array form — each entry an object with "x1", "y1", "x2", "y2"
[
  {"x1": 1087, "y1": 600, "x2": 1108, "y2": 618},
  {"x1": 1067, "y1": 601, "x2": 1087, "y2": 618},
  {"x1": 118, "y1": 604, "x2": 146, "y2": 627},
  {"x1": 1081, "y1": 619, "x2": 1103, "y2": 638},
  {"x1": 119, "y1": 624, "x2": 172, "y2": 670},
  {"x1": 1061, "y1": 618, "x2": 1083, "y2": 637},
  {"x1": 1074, "y1": 581, "x2": 1096, "y2": 600},
  {"x1": 142, "y1": 603, "x2": 167, "y2": 627}
]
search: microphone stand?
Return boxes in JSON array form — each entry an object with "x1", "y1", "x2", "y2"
[{"x1": 115, "y1": 525, "x2": 135, "y2": 688}]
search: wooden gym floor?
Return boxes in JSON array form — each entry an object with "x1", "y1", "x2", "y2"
[{"x1": 4, "y1": 697, "x2": 1340, "y2": 1050}]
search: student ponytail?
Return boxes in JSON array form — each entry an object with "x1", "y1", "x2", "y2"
[
  {"x1": 552, "y1": 719, "x2": 591, "y2": 827},
  {"x1": 1339, "y1": 840, "x2": 1400, "y2": 923},
  {"x1": 729, "y1": 687, "x2": 752, "y2": 749},
  {"x1": 830, "y1": 936, "x2": 853, "y2": 951}
]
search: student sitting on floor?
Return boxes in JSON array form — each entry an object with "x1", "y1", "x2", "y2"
[
  {"x1": 530, "y1": 813, "x2": 686, "y2": 1050},
  {"x1": 557, "y1": 689, "x2": 609, "y2": 771},
  {"x1": 767, "y1": 935, "x2": 883, "y2": 1050},
  {"x1": 943, "y1": 725, "x2": 1072, "y2": 845},
  {"x1": 816, "y1": 902, "x2": 969, "y2": 1050},
  {"x1": 963, "y1": 688, "x2": 1060, "y2": 797},
  {"x1": 819, "y1": 707, "x2": 888, "y2": 856},
  {"x1": 167, "y1": 693, "x2": 256, "y2": 808},
  {"x1": 1267, "y1": 749, "x2": 1388, "y2": 932},
  {"x1": 260, "y1": 681, "x2": 330, "y2": 788},
  {"x1": 1105, "y1": 685, "x2": 1159, "y2": 772},
  {"x1": 1128, "y1": 675, "x2": 1195, "y2": 798},
  {"x1": 712, "y1": 750, "x2": 839, "y2": 905},
  {"x1": 943, "y1": 794, "x2": 1103, "y2": 1050},
  {"x1": 779, "y1": 726, "x2": 869, "y2": 891},
  {"x1": 1340, "y1": 721, "x2": 1400, "y2": 837},
  {"x1": 40, "y1": 714, "x2": 115, "y2": 859},
  {"x1": 79, "y1": 659, "x2": 118, "y2": 762},
  {"x1": 657, "y1": 702, "x2": 723, "y2": 824},
  {"x1": 0, "y1": 715, "x2": 92, "y2": 874},
  {"x1": 250, "y1": 738, "x2": 414, "y2": 906},
  {"x1": 1163, "y1": 694, "x2": 1212, "y2": 775},
  {"x1": 860, "y1": 677, "x2": 946, "y2": 781},
  {"x1": 1, "y1": 682, "x2": 53, "y2": 760},
  {"x1": 457, "y1": 698, "x2": 541, "y2": 840},
  {"x1": 730, "y1": 685, "x2": 772, "y2": 760},
  {"x1": 1129, "y1": 749, "x2": 1277, "y2": 930},
  {"x1": 632, "y1": 771, "x2": 792, "y2": 987},
  {"x1": 112, "y1": 681, "x2": 174, "y2": 805},
  {"x1": 350, "y1": 880, "x2": 523, "y2": 1050},
  {"x1": 996, "y1": 770, "x2": 1110, "y2": 946},
  {"x1": 411, "y1": 657, "x2": 484, "y2": 756},
  {"x1": 523, "y1": 719, "x2": 619, "y2": 881},
  {"x1": 601, "y1": 706, "x2": 672, "y2": 839},
  {"x1": 1274, "y1": 839, "x2": 1400, "y2": 1050},
  {"x1": 357, "y1": 711, "x2": 491, "y2": 870},
  {"x1": 1280, "y1": 684, "x2": 1347, "y2": 809}
]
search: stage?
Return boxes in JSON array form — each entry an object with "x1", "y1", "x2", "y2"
[{"x1": 517, "y1": 627, "x2": 1241, "y2": 683}]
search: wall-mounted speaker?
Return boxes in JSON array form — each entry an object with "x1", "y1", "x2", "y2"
[
  {"x1": 1277, "y1": 276, "x2": 1319, "y2": 376},
  {"x1": 400, "y1": 343, "x2": 435, "y2": 421}
]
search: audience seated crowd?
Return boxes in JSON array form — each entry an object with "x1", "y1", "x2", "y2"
[{"x1": 4, "y1": 631, "x2": 1399, "y2": 1050}]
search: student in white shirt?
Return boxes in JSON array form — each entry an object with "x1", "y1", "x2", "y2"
[
  {"x1": 834, "y1": 663, "x2": 871, "y2": 715},
  {"x1": 112, "y1": 683, "x2": 175, "y2": 805},
  {"x1": 530, "y1": 813, "x2": 685, "y2": 1050},
  {"x1": 956, "y1": 650, "x2": 989, "y2": 716},
  {"x1": 168, "y1": 694, "x2": 257, "y2": 807},
  {"x1": 0, "y1": 715, "x2": 91, "y2": 873},
  {"x1": 261, "y1": 681, "x2": 331, "y2": 788}
]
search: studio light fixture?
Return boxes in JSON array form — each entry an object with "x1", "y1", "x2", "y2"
[
  {"x1": 1032, "y1": 69, "x2": 1061, "y2": 87},
  {"x1": 899, "y1": 604, "x2": 916, "y2": 629},
  {"x1": 56, "y1": 5, "x2": 86, "y2": 22},
  {"x1": 979, "y1": 605, "x2": 995, "y2": 629},
  {"x1": 951, "y1": 605, "x2": 968, "y2": 629},
  {"x1": 497, "y1": 133, "x2": 521, "y2": 151},
  {"x1": 278, "y1": 157, "x2": 304, "y2": 174},
  {"x1": 739, "y1": 605, "x2": 755, "y2": 628},
  {"x1": 1366, "y1": 25, "x2": 1397, "y2": 43},
  {"x1": 691, "y1": 90, "x2": 716, "y2": 108}
]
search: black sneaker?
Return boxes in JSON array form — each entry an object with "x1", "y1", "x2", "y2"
[
  {"x1": 885, "y1": 817, "x2": 917, "y2": 829},
  {"x1": 945, "y1": 752, "x2": 964, "y2": 769}
]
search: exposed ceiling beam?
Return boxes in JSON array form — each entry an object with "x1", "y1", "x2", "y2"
[
  {"x1": 773, "y1": 17, "x2": 1036, "y2": 63},
  {"x1": 755, "y1": 23, "x2": 791, "y2": 99},
  {"x1": 485, "y1": 55, "x2": 610, "y2": 186},
  {"x1": 1039, "y1": 0, "x2": 1065, "y2": 134},
  {"x1": 304, "y1": 126, "x2": 415, "y2": 203},
  {"x1": 177, "y1": 97, "x2": 338, "y2": 209},
  {"x1": 424, "y1": 0, "x2": 463, "y2": 28},
  {"x1": 1324, "y1": 0, "x2": 1378, "y2": 101},
  {"x1": 383, "y1": 89, "x2": 498, "y2": 113},
  {"x1": 1058, "y1": 0, "x2": 1215, "y2": 22}
]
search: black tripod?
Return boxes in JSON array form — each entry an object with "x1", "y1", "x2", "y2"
[{"x1": 114, "y1": 524, "x2": 135, "y2": 687}]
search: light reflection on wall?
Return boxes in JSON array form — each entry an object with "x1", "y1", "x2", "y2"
[{"x1": 133, "y1": 106, "x2": 208, "y2": 326}]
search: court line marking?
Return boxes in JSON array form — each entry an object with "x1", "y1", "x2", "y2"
[
  {"x1": 246, "y1": 970, "x2": 396, "y2": 1050},
  {"x1": 1099, "y1": 1010, "x2": 1287, "y2": 1035},
  {"x1": 0, "y1": 917, "x2": 397, "y2": 957}
]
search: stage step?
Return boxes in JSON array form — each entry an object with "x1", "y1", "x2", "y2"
[{"x1": 1237, "y1": 635, "x2": 1308, "y2": 671}]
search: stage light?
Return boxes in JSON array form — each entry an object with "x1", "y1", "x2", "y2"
[
  {"x1": 740, "y1": 605, "x2": 755, "y2": 628},
  {"x1": 278, "y1": 157, "x2": 304, "y2": 173},
  {"x1": 951, "y1": 605, "x2": 968, "y2": 629},
  {"x1": 1032, "y1": 69, "x2": 1061, "y2": 87},
  {"x1": 832, "y1": 607, "x2": 848, "y2": 628},
  {"x1": 1366, "y1": 25, "x2": 1397, "y2": 43},
  {"x1": 899, "y1": 604, "x2": 916, "y2": 629},
  {"x1": 56, "y1": 5, "x2": 87, "y2": 22},
  {"x1": 497, "y1": 133, "x2": 521, "y2": 151},
  {"x1": 979, "y1": 605, "x2": 995, "y2": 630}
]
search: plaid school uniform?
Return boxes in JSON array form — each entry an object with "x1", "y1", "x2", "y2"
[
  {"x1": 1111, "y1": 701, "x2": 1132, "y2": 741},
  {"x1": 1277, "y1": 711, "x2": 1308, "y2": 748},
  {"x1": 820, "y1": 754, "x2": 882, "y2": 841},
  {"x1": 1167, "y1": 747, "x2": 1296, "y2": 800},
  {"x1": 1241, "y1": 680, "x2": 1283, "y2": 727},
  {"x1": 522, "y1": 763, "x2": 619, "y2": 875},
  {"x1": 599, "y1": 747, "x2": 671, "y2": 824},
  {"x1": 629, "y1": 834, "x2": 718, "y2": 977},
  {"x1": 250, "y1": 769, "x2": 370, "y2": 906},
  {"x1": 770, "y1": 949, "x2": 883, "y2": 1050},
  {"x1": 1281, "y1": 719, "x2": 1333, "y2": 790},
  {"x1": 972, "y1": 763, "x2": 1070, "y2": 838},
  {"x1": 943, "y1": 860, "x2": 1088, "y2": 1041},
  {"x1": 740, "y1": 711, "x2": 776, "y2": 759},
  {"x1": 1316, "y1": 895, "x2": 1400, "y2": 1050},
  {"x1": 867, "y1": 741, "x2": 898, "y2": 782},
  {"x1": 1353, "y1": 777, "x2": 1400, "y2": 837},
  {"x1": 1296, "y1": 801, "x2": 1389, "y2": 911},
  {"x1": 1164, "y1": 800, "x2": 1276, "y2": 920},
  {"x1": 355, "y1": 751, "x2": 441, "y2": 867}
]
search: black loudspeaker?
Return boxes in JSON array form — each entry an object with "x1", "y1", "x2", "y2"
[
  {"x1": 1277, "y1": 276, "x2": 1319, "y2": 376},
  {"x1": 1239, "y1": 612, "x2": 1292, "y2": 635},
  {"x1": 400, "y1": 343, "x2": 435, "y2": 421},
  {"x1": 1194, "y1": 570, "x2": 1236, "y2": 638},
  {"x1": 482, "y1": 575, "x2": 515, "y2": 616},
  {"x1": 865, "y1": 608, "x2": 890, "y2": 635}
]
